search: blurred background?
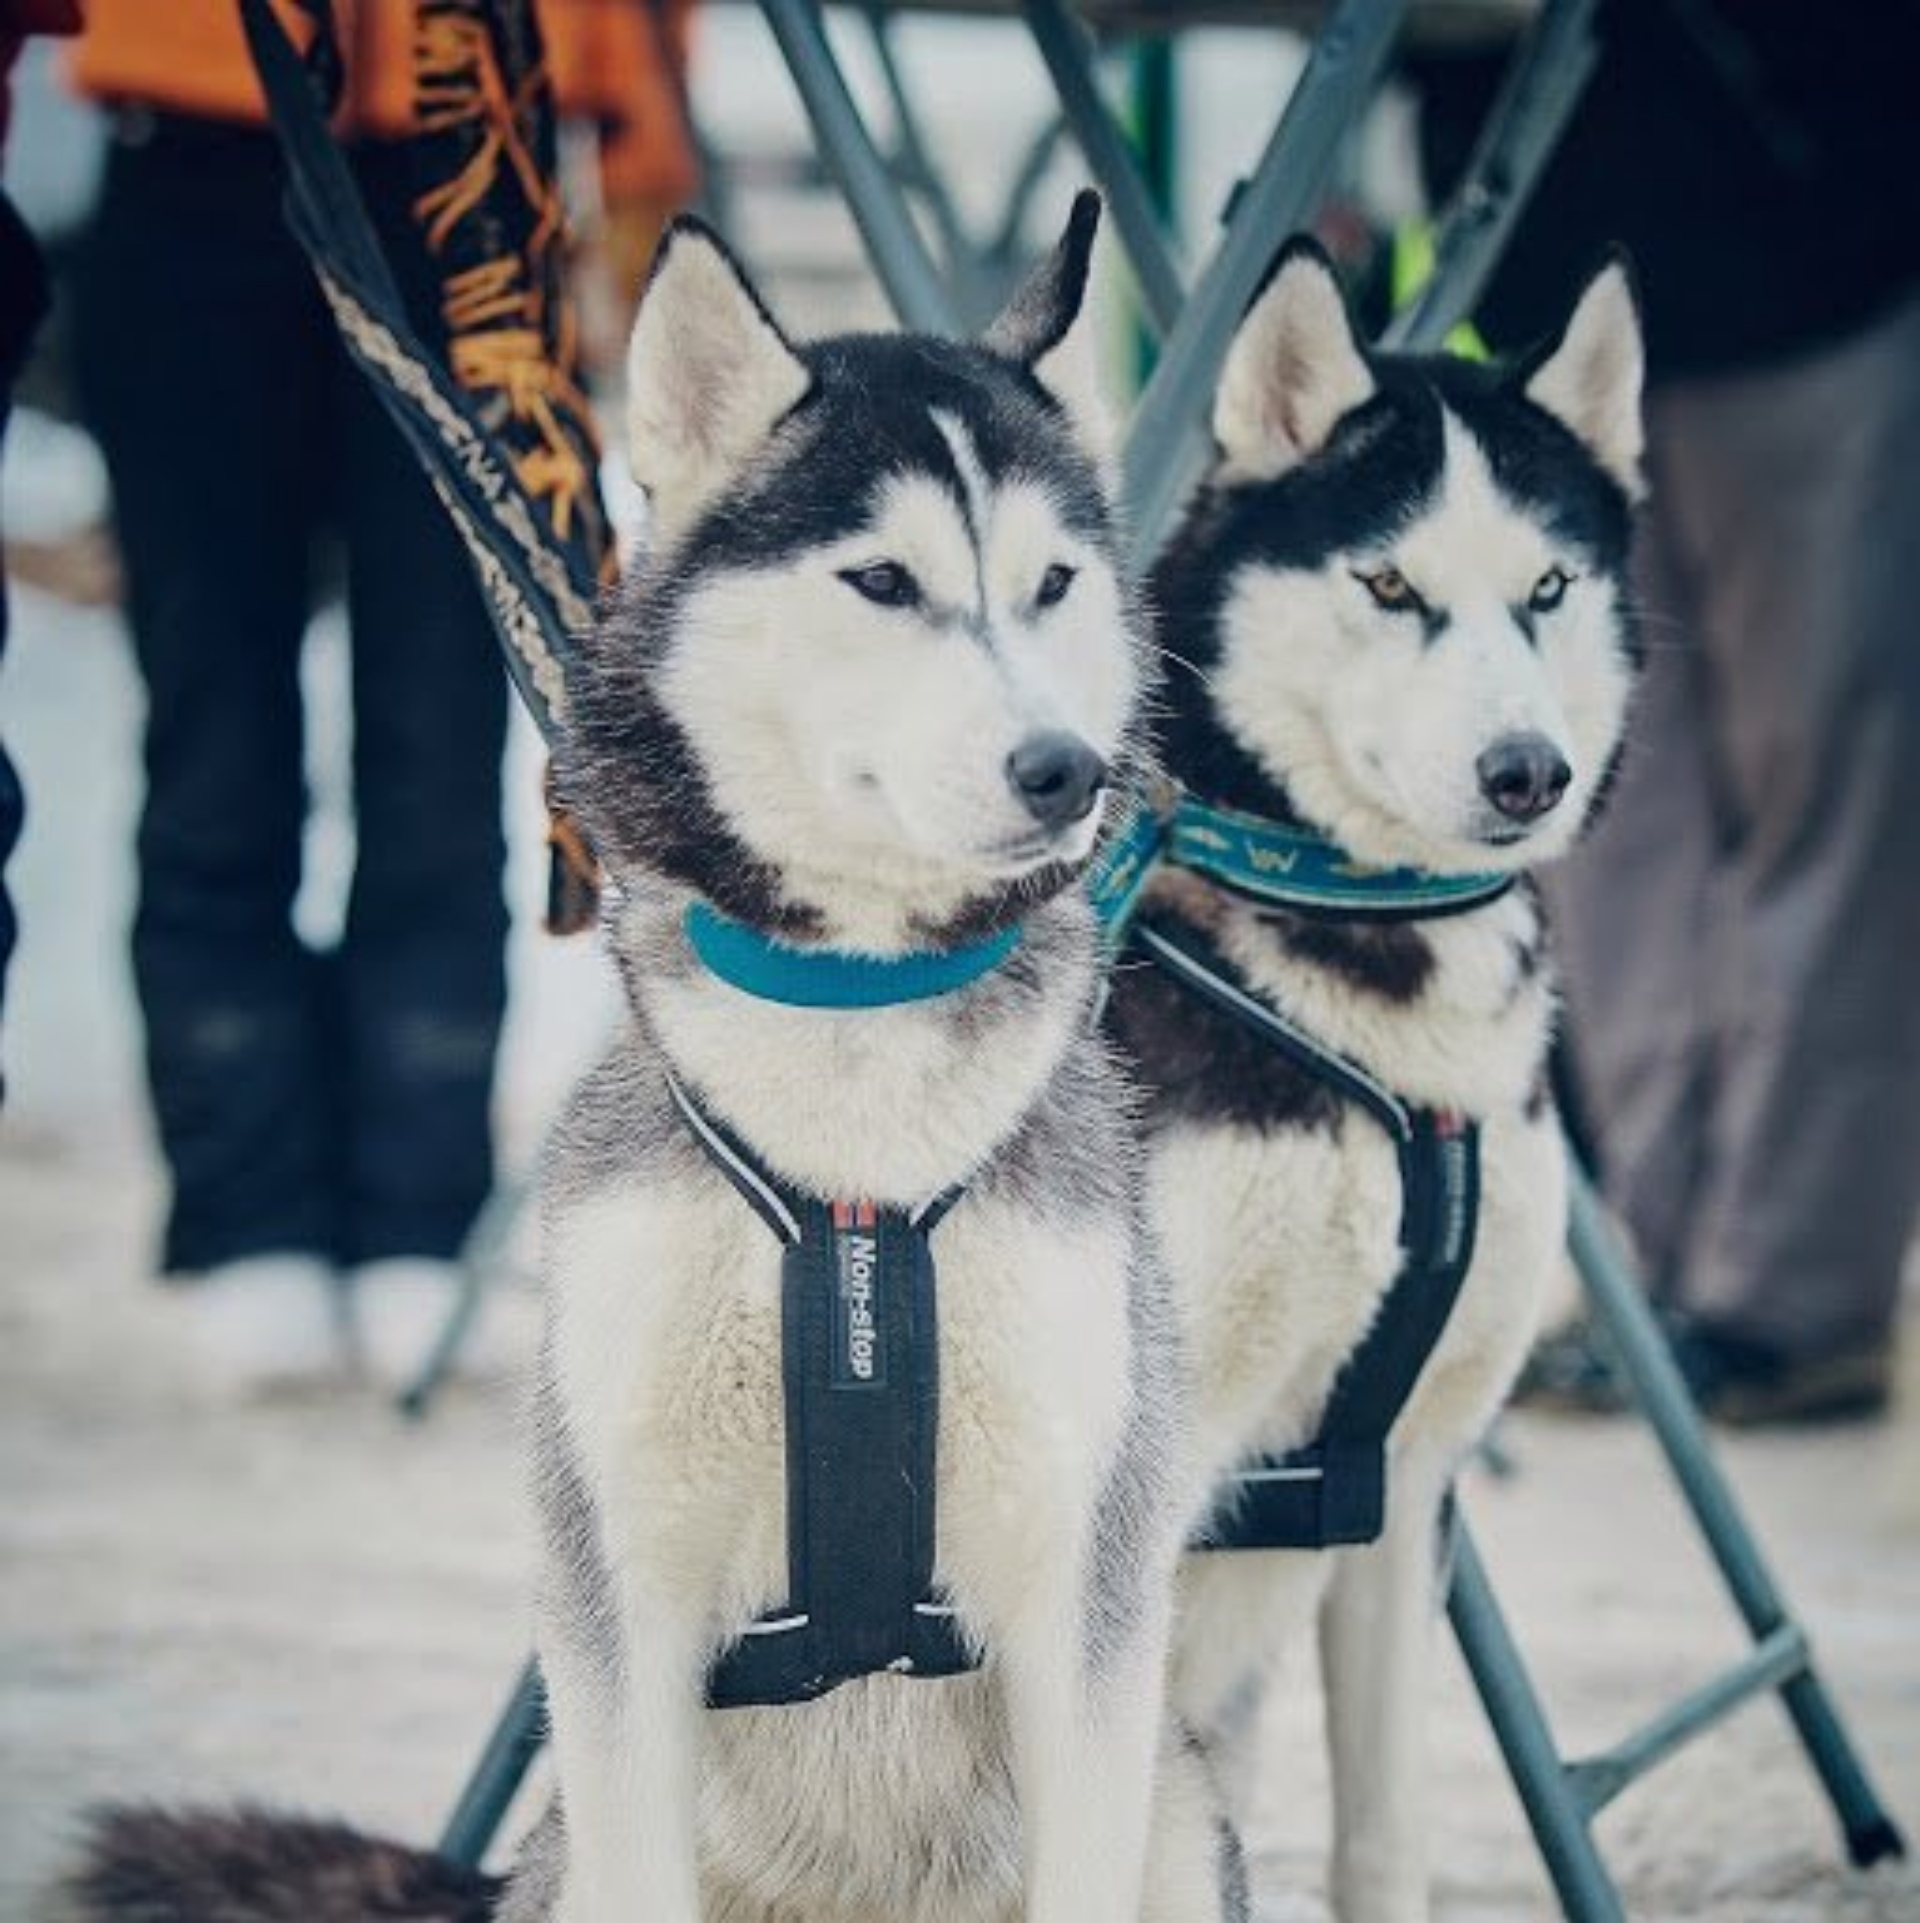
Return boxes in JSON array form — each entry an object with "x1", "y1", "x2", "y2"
[{"x1": 0, "y1": 3, "x2": 1915, "y2": 1917}]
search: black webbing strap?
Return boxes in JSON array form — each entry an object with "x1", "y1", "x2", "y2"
[
  {"x1": 238, "y1": 0, "x2": 590, "y2": 745},
  {"x1": 663, "y1": 1078, "x2": 977, "y2": 1707},
  {"x1": 1128, "y1": 920, "x2": 1481, "y2": 1551}
]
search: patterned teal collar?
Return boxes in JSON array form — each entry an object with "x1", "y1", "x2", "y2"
[
  {"x1": 1088, "y1": 787, "x2": 1512, "y2": 936},
  {"x1": 684, "y1": 902, "x2": 1023, "y2": 1009}
]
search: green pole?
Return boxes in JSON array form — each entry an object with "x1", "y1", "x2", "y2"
[{"x1": 1128, "y1": 40, "x2": 1176, "y2": 389}]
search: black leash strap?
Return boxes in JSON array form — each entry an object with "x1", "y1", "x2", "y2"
[
  {"x1": 237, "y1": 0, "x2": 590, "y2": 745},
  {"x1": 1128, "y1": 920, "x2": 1480, "y2": 1552},
  {"x1": 664, "y1": 1079, "x2": 976, "y2": 1708}
]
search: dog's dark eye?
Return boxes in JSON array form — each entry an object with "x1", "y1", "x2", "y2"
[
  {"x1": 1528, "y1": 565, "x2": 1574, "y2": 613},
  {"x1": 1354, "y1": 565, "x2": 1420, "y2": 614},
  {"x1": 839, "y1": 562, "x2": 920, "y2": 608},
  {"x1": 1035, "y1": 563, "x2": 1076, "y2": 609}
]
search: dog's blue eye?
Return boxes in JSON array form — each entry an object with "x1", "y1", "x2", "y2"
[
  {"x1": 1528, "y1": 566, "x2": 1573, "y2": 613},
  {"x1": 1035, "y1": 564, "x2": 1076, "y2": 609},
  {"x1": 840, "y1": 562, "x2": 920, "y2": 608}
]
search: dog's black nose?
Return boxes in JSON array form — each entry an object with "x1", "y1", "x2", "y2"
[
  {"x1": 1476, "y1": 734, "x2": 1572, "y2": 823},
  {"x1": 1006, "y1": 732, "x2": 1107, "y2": 830}
]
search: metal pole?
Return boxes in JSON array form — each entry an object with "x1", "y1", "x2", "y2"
[
  {"x1": 1563, "y1": 1624, "x2": 1810, "y2": 1816},
  {"x1": 1447, "y1": 1515, "x2": 1627, "y2": 1922},
  {"x1": 1120, "y1": 0, "x2": 1412, "y2": 551},
  {"x1": 1568, "y1": 1162, "x2": 1907, "y2": 1867},
  {"x1": 398, "y1": 1168, "x2": 530, "y2": 1418},
  {"x1": 1385, "y1": 0, "x2": 1600, "y2": 352},
  {"x1": 1021, "y1": 0, "x2": 1185, "y2": 337},
  {"x1": 438, "y1": 1658, "x2": 548, "y2": 1868},
  {"x1": 859, "y1": 6, "x2": 998, "y2": 325},
  {"x1": 1128, "y1": 38, "x2": 1178, "y2": 386},
  {"x1": 757, "y1": 0, "x2": 962, "y2": 334}
]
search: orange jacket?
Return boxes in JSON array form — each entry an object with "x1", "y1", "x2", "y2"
[{"x1": 70, "y1": 0, "x2": 696, "y2": 203}]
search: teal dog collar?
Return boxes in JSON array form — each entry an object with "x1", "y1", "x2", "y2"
[
  {"x1": 684, "y1": 903, "x2": 1023, "y2": 1009},
  {"x1": 1088, "y1": 789, "x2": 1511, "y2": 938}
]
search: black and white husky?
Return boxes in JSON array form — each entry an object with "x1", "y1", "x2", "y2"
[
  {"x1": 1106, "y1": 240, "x2": 1645, "y2": 1922},
  {"x1": 509, "y1": 195, "x2": 1238, "y2": 1923},
  {"x1": 51, "y1": 198, "x2": 1238, "y2": 1922}
]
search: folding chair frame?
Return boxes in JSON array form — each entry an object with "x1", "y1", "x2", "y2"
[{"x1": 427, "y1": 3, "x2": 1907, "y2": 1909}]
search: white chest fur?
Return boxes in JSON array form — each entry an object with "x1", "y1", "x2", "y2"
[
  {"x1": 547, "y1": 1171, "x2": 1139, "y2": 1642},
  {"x1": 1144, "y1": 884, "x2": 1563, "y2": 1495}
]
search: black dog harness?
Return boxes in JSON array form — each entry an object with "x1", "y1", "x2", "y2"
[
  {"x1": 1127, "y1": 919, "x2": 1482, "y2": 1551},
  {"x1": 666, "y1": 1076, "x2": 979, "y2": 1709}
]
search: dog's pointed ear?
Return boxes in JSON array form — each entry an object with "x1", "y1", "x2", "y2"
[
  {"x1": 625, "y1": 218, "x2": 811, "y2": 544},
  {"x1": 1214, "y1": 238, "x2": 1375, "y2": 478},
  {"x1": 1523, "y1": 254, "x2": 1646, "y2": 500},
  {"x1": 984, "y1": 191, "x2": 1111, "y2": 460}
]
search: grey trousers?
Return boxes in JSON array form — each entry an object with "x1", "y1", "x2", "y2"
[{"x1": 1550, "y1": 288, "x2": 1920, "y2": 1363}]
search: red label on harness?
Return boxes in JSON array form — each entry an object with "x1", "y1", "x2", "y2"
[{"x1": 831, "y1": 1199, "x2": 885, "y2": 1390}]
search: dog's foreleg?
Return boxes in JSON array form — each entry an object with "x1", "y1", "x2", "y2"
[
  {"x1": 1001, "y1": 1571, "x2": 1171, "y2": 1922},
  {"x1": 542, "y1": 1603, "x2": 706, "y2": 1923},
  {"x1": 1139, "y1": 1727, "x2": 1252, "y2": 1923},
  {"x1": 1318, "y1": 1454, "x2": 1452, "y2": 1923}
]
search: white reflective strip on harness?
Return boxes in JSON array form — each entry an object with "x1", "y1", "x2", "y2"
[
  {"x1": 913, "y1": 1601, "x2": 956, "y2": 1616},
  {"x1": 665, "y1": 1072, "x2": 804, "y2": 1245},
  {"x1": 1236, "y1": 1464, "x2": 1324, "y2": 1483},
  {"x1": 739, "y1": 1612, "x2": 811, "y2": 1637}
]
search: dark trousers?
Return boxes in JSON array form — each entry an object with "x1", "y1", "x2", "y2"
[
  {"x1": 72, "y1": 118, "x2": 508, "y2": 1273},
  {"x1": 0, "y1": 188, "x2": 42, "y2": 1102},
  {"x1": 1550, "y1": 290, "x2": 1920, "y2": 1362}
]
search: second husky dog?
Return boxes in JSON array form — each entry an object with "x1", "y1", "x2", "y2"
[
  {"x1": 512, "y1": 197, "x2": 1237, "y2": 1923},
  {"x1": 1107, "y1": 241, "x2": 1644, "y2": 1921}
]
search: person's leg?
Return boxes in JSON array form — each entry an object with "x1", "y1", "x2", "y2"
[
  {"x1": 1661, "y1": 294, "x2": 1920, "y2": 1394},
  {"x1": 0, "y1": 187, "x2": 45, "y2": 1103},
  {"x1": 71, "y1": 121, "x2": 343, "y2": 1297},
  {"x1": 1545, "y1": 406, "x2": 1722, "y2": 1302},
  {"x1": 333, "y1": 142, "x2": 508, "y2": 1317}
]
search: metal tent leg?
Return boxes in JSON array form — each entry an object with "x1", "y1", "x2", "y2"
[
  {"x1": 1020, "y1": 0, "x2": 1185, "y2": 336},
  {"x1": 438, "y1": 1657, "x2": 548, "y2": 1869},
  {"x1": 757, "y1": 0, "x2": 962, "y2": 333},
  {"x1": 858, "y1": 7, "x2": 1006, "y2": 326},
  {"x1": 1384, "y1": 0, "x2": 1599, "y2": 351},
  {"x1": 1448, "y1": 1515, "x2": 1626, "y2": 1922},
  {"x1": 398, "y1": 1166, "x2": 531, "y2": 1420},
  {"x1": 1567, "y1": 1163, "x2": 1907, "y2": 1868},
  {"x1": 1120, "y1": 0, "x2": 1412, "y2": 548}
]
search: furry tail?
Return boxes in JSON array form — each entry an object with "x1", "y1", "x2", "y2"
[{"x1": 47, "y1": 1804, "x2": 502, "y2": 1922}]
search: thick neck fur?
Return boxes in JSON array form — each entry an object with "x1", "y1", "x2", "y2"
[{"x1": 604, "y1": 880, "x2": 1102, "y2": 1203}]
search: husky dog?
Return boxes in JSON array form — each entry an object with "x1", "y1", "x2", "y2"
[
  {"x1": 509, "y1": 190, "x2": 1261, "y2": 1922},
  {"x1": 47, "y1": 201, "x2": 1239, "y2": 1923},
  {"x1": 514, "y1": 194, "x2": 1241, "y2": 1923},
  {"x1": 1105, "y1": 240, "x2": 1644, "y2": 1921}
]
